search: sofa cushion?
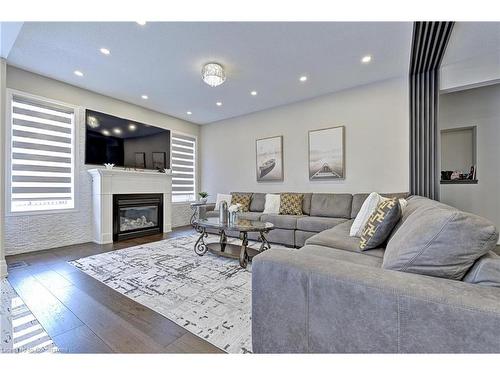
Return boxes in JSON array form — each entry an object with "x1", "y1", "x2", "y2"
[
  {"x1": 250, "y1": 193, "x2": 266, "y2": 212},
  {"x1": 237, "y1": 212, "x2": 263, "y2": 221},
  {"x1": 463, "y1": 251, "x2": 500, "y2": 287},
  {"x1": 305, "y1": 220, "x2": 385, "y2": 258},
  {"x1": 360, "y1": 198, "x2": 401, "y2": 250},
  {"x1": 296, "y1": 216, "x2": 347, "y2": 232},
  {"x1": 310, "y1": 193, "x2": 352, "y2": 219},
  {"x1": 351, "y1": 192, "x2": 410, "y2": 218},
  {"x1": 279, "y1": 193, "x2": 304, "y2": 215},
  {"x1": 298, "y1": 245, "x2": 383, "y2": 268},
  {"x1": 231, "y1": 193, "x2": 252, "y2": 212},
  {"x1": 302, "y1": 193, "x2": 313, "y2": 215},
  {"x1": 260, "y1": 214, "x2": 303, "y2": 230},
  {"x1": 383, "y1": 204, "x2": 499, "y2": 280}
]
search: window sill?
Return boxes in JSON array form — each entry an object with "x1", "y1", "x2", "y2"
[{"x1": 5, "y1": 208, "x2": 80, "y2": 217}]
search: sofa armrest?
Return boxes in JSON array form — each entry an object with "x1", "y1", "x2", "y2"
[
  {"x1": 198, "y1": 203, "x2": 216, "y2": 218},
  {"x1": 252, "y1": 249, "x2": 500, "y2": 353}
]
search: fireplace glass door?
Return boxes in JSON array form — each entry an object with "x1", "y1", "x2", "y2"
[{"x1": 113, "y1": 194, "x2": 163, "y2": 241}]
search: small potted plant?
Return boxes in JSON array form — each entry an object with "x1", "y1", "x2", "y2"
[{"x1": 198, "y1": 192, "x2": 209, "y2": 204}]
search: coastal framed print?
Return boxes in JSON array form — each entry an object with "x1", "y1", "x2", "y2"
[
  {"x1": 256, "y1": 136, "x2": 283, "y2": 182},
  {"x1": 308, "y1": 126, "x2": 345, "y2": 180}
]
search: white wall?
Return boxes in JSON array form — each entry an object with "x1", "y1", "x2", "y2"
[
  {"x1": 439, "y1": 84, "x2": 500, "y2": 241},
  {"x1": 200, "y1": 77, "x2": 409, "y2": 196},
  {"x1": 4, "y1": 66, "x2": 200, "y2": 255}
]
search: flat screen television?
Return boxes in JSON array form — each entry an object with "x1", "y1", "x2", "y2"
[{"x1": 85, "y1": 109, "x2": 170, "y2": 170}]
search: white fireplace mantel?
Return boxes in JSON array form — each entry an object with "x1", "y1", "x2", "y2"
[{"x1": 88, "y1": 168, "x2": 172, "y2": 244}]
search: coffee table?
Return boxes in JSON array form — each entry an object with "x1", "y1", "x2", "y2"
[{"x1": 193, "y1": 217, "x2": 274, "y2": 268}]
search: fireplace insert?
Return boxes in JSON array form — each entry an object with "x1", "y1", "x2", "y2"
[{"x1": 113, "y1": 194, "x2": 163, "y2": 241}]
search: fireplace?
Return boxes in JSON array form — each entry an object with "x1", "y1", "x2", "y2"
[{"x1": 113, "y1": 194, "x2": 163, "y2": 241}]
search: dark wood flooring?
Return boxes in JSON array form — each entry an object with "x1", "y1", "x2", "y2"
[{"x1": 5, "y1": 226, "x2": 224, "y2": 354}]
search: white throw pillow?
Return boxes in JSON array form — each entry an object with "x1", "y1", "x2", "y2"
[
  {"x1": 215, "y1": 193, "x2": 232, "y2": 210},
  {"x1": 350, "y1": 192, "x2": 382, "y2": 237},
  {"x1": 263, "y1": 194, "x2": 281, "y2": 214}
]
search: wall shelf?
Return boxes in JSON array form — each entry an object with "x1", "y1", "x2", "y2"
[{"x1": 440, "y1": 179, "x2": 478, "y2": 185}]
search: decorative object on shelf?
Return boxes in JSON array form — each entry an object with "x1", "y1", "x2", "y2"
[
  {"x1": 441, "y1": 170, "x2": 453, "y2": 180},
  {"x1": 468, "y1": 165, "x2": 477, "y2": 180},
  {"x1": 219, "y1": 200, "x2": 228, "y2": 224},
  {"x1": 198, "y1": 192, "x2": 209, "y2": 204},
  {"x1": 309, "y1": 126, "x2": 345, "y2": 180},
  {"x1": 201, "y1": 62, "x2": 226, "y2": 87},
  {"x1": 256, "y1": 136, "x2": 283, "y2": 182},
  {"x1": 104, "y1": 163, "x2": 114, "y2": 170},
  {"x1": 152, "y1": 152, "x2": 167, "y2": 170},
  {"x1": 450, "y1": 171, "x2": 461, "y2": 180},
  {"x1": 135, "y1": 152, "x2": 146, "y2": 169}
]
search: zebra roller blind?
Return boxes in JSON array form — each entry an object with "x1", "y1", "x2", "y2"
[
  {"x1": 10, "y1": 94, "x2": 76, "y2": 212},
  {"x1": 171, "y1": 133, "x2": 196, "y2": 203}
]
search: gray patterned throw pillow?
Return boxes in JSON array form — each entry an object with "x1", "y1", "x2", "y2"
[{"x1": 359, "y1": 198, "x2": 401, "y2": 250}]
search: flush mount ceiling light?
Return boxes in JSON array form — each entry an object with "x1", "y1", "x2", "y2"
[
  {"x1": 100, "y1": 48, "x2": 110, "y2": 55},
  {"x1": 74, "y1": 70, "x2": 84, "y2": 77},
  {"x1": 102, "y1": 130, "x2": 110, "y2": 136},
  {"x1": 186, "y1": 111, "x2": 192, "y2": 115},
  {"x1": 202, "y1": 63, "x2": 226, "y2": 87},
  {"x1": 299, "y1": 75, "x2": 308, "y2": 82},
  {"x1": 216, "y1": 101, "x2": 222, "y2": 106},
  {"x1": 141, "y1": 95, "x2": 148, "y2": 100},
  {"x1": 361, "y1": 55, "x2": 372, "y2": 63},
  {"x1": 113, "y1": 128, "x2": 122, "y2": 135},
  {"x1": 128, "y1": 124, "x2": 137, "y2": 131},
  {"x1": 136, "y1": 21, "x2": 146, "y2": 26},
  {"x1": 250, "y1": 91, "x2": 258, "y2": 96}
]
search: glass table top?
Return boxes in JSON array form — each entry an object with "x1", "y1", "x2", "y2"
[{"x1": 194, "y1": 217, "x2": 274, "y2": 232}]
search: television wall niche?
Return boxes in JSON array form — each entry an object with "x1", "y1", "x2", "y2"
[{"x1": 85, "y1": 109, "x2": 171, "y2": 170}]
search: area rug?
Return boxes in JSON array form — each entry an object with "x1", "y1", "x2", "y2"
[
  {"x1": 1, "y1": 279, "x2": 58, "y2": 353},
  {"x1": 70, "y1": 234, "x2": 288, "y2": 353}
]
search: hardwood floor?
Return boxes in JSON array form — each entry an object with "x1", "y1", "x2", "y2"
[{"x1": 5, "y1": 226, "x2": 224, "y2": 354}]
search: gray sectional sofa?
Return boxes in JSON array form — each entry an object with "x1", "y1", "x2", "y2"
[
  {"x1": 200, "y1": 192, "x2": 408, "y2": 247},
  {"x1": 252, "y1": 195, "x2": 500, "y2": 353}
]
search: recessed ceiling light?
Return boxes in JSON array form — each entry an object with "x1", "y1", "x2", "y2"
[
  {"x1": 250, "y1": 91, "x2": 258, "y2": 96},
  {"x1": 141, "y1": 95, "x2": 148, "y2": 100},
  {"x1": 361, "y1": 55, "x2": 372, "y2": 63},
  {"x1": 299, "y1": 76, "x2": 307, "y2": 82},
  {"x1": 113, "y1": 128, "x2": 122, "y2": 135},
  {"x1": 74, "y1": 70, "x2": 84, "y2": 77},
  {"x1": 100, "y1": 48, "x2": 111, "y2": 55},
  {"x1": 186, "y1": 111, "x2": 192, "y2": 115},
  {"x1": 128, "y1": 124, "x2": 137, "y2": 131},
  {"x1": 216, "y1": 102, "x2": 222, "y2": 106},
  {"x1": 136, "y1": 21, "x2": 146, "y2": 26},
  {"x1": 102, "y1": 130, "x2": 110, "y2": 136}
]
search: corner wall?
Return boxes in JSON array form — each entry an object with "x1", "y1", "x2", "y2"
[
  {"x1": 439, "y1": 84, "x2": 500, "y2": 241},
  {"x1": 4, "y1": 66, "x2": 200, "y2": 255},
  {"x1": 200, "y1": 77, "x2": 409, "y2": 195}
]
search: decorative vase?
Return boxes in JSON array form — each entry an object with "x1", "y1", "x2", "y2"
[{"x1": 200, "y1": 197, "x2": 207, "y2": 204}]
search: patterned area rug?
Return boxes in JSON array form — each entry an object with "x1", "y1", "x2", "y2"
[
  {"x1": 1, "y1": 279, "x2": 58, "y2": 353},
  {"x1": 70, "y1": 234, "x2": 288, "y2": 353}
]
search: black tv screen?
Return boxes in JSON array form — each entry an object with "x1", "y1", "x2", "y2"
[{"x1": 85, "y1": 110, "x2": 170, "y2": 170}]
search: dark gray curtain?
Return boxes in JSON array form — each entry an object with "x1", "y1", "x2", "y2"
[{"x1": 409, "y1": 22, "x2": 454, "y2": 200}]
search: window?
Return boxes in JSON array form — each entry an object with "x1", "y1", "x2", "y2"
[
  {"x1": 171, "y1": 133, "x2": 196, "y2": 203},
  {"x1": 8, "y1": 93, "x2": 76, "y2": 213}
]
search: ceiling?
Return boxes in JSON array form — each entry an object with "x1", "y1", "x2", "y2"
[
  {"x1": 440, "y1": 22, "x2": 500, "y2": 92},
  {"x1": 6, "y1": 22, "x2": 413, "y2": 124}
]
